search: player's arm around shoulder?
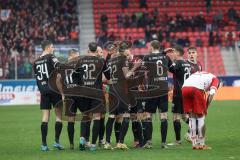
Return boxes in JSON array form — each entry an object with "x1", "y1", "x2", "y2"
[{"x1": 122, "y1": 59, "x2": 142, "y2": 79}]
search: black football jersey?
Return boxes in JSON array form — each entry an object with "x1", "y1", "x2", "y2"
[
  {"x1": 187, "y1": 60, "x2": 202, "y2": 74},
  {"x1": 33, "y1": 54, "x2": 60, "y2": 93},
  {"x1": 108, "y1": 55, "x2": 128, "y2": 84},
  {"x1": 60, "y1": 58, "x2": 83, "y2": 89},
  {"x1": 143, "y1": 52, "x2": 172, "y2": 85},
  {"x1": 76, "y1": 56, "x2": 105, "y2": 89},
  {"x1": 169, "y1": 59, "x2": 191, "y2": 96},
  {"x1": 108, "y1": 55, "x2": 137, "y2": 106}
]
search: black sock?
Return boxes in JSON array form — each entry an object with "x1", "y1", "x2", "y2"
[
  {"x1": 185, "y1": 118, "x2": 189, "y2": 124},
  {"x1": 92, "y1": 120, "x2": 100, "y2": 145},
  {"x1": 106, "y1": 118, "x2": 115, "y2": 143},
  {"x1": 55, "y1": 122, "x2": 63, "y2": 143},
  {"x1": 114, "y1": 121, "x2": 121, "y2": 143},
  {"x1": 119, "y1": 117, "x2": 129, "y2": 143},
  {"x1": 67, "y1": 122, "x2": 74, "y2": 145},
  {"x1": 80, "y1": 121, "x2": 87, "y2": 138},
  {"x1": 99, "y1": 118, "x2": 105, "y2": 141},
  {"x1": 132, "y1": 121, "x2": 138, "y2": 142},
  {"x1": 173, "y1": 120, "x2": 181, "y2": 141},
  {"x1": 135, "y1": 121, "x2": 144, "y2": 146},
  {"x1": 85, "y1": 121, "x2": 91, "y2": 142},
  {"x1": 142, "y1": 121, "x2": 147, "y2": 143},
  {"x1": 161, "y1": 119, "x2": 168, "y2": 143},
  {"x1": 41, "y1": 122, "x2": 48, "y2": 146},
  {"x1": 143, "y1": 118, "x2": 152, "y2": 142}
]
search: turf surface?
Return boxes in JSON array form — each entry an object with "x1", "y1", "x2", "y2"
[{"x1": 0, "y1": 101, "x2": 239, "y2": 160}]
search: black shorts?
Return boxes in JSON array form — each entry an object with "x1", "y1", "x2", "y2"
[
  {"x1": 130, "y1": 100, "x2": 144, "y2": 114},
  {"x1": 144, "y1": 95, "x2": 168, "y2": 113},
  {"x1": 40, "y1": 91, "x2": 62, "y2": 110},
  {"x1": 64, "y1": 97, "x2": 88, "y2": 116},
  {"x1": 172, "y1": 95, "x2": 183, "y2": 114},
  {"x1": 66, "y1": 97, "x2": 104, "y2": 115},
  {"x1": 108, "y1": 96, "x2": 131, "y2": 115},
  {"x1": 118, "y1": 100, "x2": 130, "y2": 114}
]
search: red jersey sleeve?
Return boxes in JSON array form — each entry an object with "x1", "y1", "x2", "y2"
[{"x1": 210, "y1": 77, "x2": 219, "y2": 90}]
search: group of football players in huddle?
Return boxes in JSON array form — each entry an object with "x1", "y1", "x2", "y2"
[{"x1": 33, "y1": 39, "x2": 219, "y2": 151}]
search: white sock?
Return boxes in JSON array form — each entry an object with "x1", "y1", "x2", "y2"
[
  {"x1": 189, "y1": 118, "x2": 197, "y2": 146},
  {"x1": 197, "y1": 116, "x2": 205, "y2": 146}
]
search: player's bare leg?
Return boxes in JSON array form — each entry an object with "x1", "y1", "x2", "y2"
[
  {"x1": 142, "y1": 112, "x2": 153, "y2": 149},
  {"x1": 90, "y1": 113, "x2": 101, "y2": 151},
  {"x1": 182, "y1": 114, "x2": 192, "y2": 143},
  {"x1": 189, "y1": 114, "x2": 198, "y2": 149},
  {"x1": 41, "y1": 109, "x2": 50, "y2": 151},
  {"x1": 53, "y1": 105, "x2": 64, "y2": 150},
  {"x1": 196, "y1": 115, "x2": 211, "y2": 150},
  {"x1": 160, "y1": 112, "x2": 168, "y2": 149}
]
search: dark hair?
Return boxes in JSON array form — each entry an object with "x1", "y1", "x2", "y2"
[
  {"x1": 150, "y1": 40, "x2": 160, "y2": 50},
  {"x1": 88, "y1": 42, "x2": 98, "y2": 52},
  {"x1": 187, "y1": 46, "x2": 197, "y2": 52},
  {"x1": 68, "y1": 49, "x2": 79, "y2": 56},
  {"x1": 118, "y1": 41, "x2": 131, "y2": 53},
  {"x1": 41, "y1": 40, "x2": 52, "y2": 51},
  {"x1": 174, "y1": 45, "x2": 184, "y2": 56}
]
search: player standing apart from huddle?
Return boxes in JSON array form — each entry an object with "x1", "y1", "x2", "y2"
[
  {"x1": 33, "y1": 40, "x2": 64, "y2": 151},
  {"x1": 167, "y1": 46, "x2": 191, "y2": 146},
  {"x1": 182, "y1": 71, "x2": 219, "y2": 150}
]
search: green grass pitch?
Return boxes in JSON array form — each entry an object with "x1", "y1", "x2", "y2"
[{"x1": 0, "y1": 101, "x2": 239, "y2": 160}]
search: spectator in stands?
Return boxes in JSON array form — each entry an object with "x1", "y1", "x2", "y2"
[
  {"x1": 121, "y1": 0, "x2": 129, "y2": 9},
  {"x1": 69, "y1": 27, "x2": 78, "y2": 42},
  {"x1": 226, "y1": 31, "x2": 235, "y2": 48},
  {"x1": 177, "y1": 37, "x2": 185, "y2": 47},
  {"x1": 194, "y1": 12, "x2": 206, "y2": 31},
  {"x1": 209, "y1": 31, "x2": 214, "y2": 46},
  {"x1": 23, "y1": 58, "x2": 32, "y2": 78},
  {"x1": 196, "y1": 38, "x2": 203, "y2": 47},
  {"x1": 145, "y1": 26, "x2": 151, "y2": 42},
  {"x1": 170, "y1": 35, "x2": 177, "y2": 46},
  {"x1": 117, "y1": 13, "x2": 124, "y2": 28},
  {"x1": 153, "y1": 8, "x2": 159, "y2": 19},
  {"x1": 140, "y1": 0, "x2": 148, "y2": 9},
  {"x1": 124, "y1": 14, "x2": 131, "y2": 28},
  {"x1": 1, "y1": 0, "x2": 79, "y2": 79},
  {"x1": 213, "y1": 10, "x2": 223, "y2": 30},
  {"x1": 100, "y1": 13, "x2": 108, "y2": 31},
  {"x1": 228, "y1": 7, "x2": 237, "y2": 21},
  {"x1": 206, "y1": 0, "x2": 212, "y2": 12},
  {"x1": 215, "y1": 31, "x2": 222, "y2": 46},
  {"x1": 176, "y1": 13, "x2": 184, "y2": 31},
  {"x1": 96, "y1": 32, "x2": 108, "y2": 47},
  {"x1": 188, "y1": 16, "x2": 195, "y2": 31},
  {"x1": 205, "y1": 15, "x2": 213, "y2": 31},
  {"x1": 137, "y1": 14, "x2": 144, "y2": 28},
  {"x1": 157, "y1": 29, "x2": 164, "y2": 43},
  {"x1": 131, "y1": 13, "x2": 137, "y2": 27},
  {"x1": 237, "y1": 15, "x2": 240, "y2": 30},
  {"x1": 184, "y1": 36, "x2": 190, "y2": 47},
  {"x1": 108, "y1": 32, "x2": 116, "y2": 42},
  {"x1": 124, "y1": 34, "x2": 132, "y2": 42}
]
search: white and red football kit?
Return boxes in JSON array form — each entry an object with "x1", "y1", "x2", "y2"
[{"x1": 182, "y1": 71, "x2": 219, "y2": 115}]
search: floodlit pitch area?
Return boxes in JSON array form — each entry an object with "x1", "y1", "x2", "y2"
[{"x1": 0, "y1": 101, "x2": 239, "y2": 160}]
